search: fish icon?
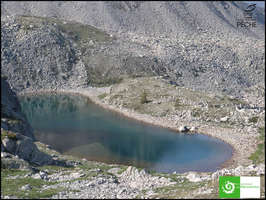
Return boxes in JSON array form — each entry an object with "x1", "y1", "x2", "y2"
[{"x1": 245, "y1": 4, "x2": 256, "y2": 12}]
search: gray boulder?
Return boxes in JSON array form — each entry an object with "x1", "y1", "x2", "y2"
[
  {"x1": 2, "y1": 132, "x2": 54, "y2": 166},
  {"x1": 178, "y1": 125, "x2": 190, "y2": 132},
  {"x1": 2, "y1": 137, "x2": 16, "y2": 153}
]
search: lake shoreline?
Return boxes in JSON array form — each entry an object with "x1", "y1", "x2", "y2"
[{"x1": 19, "y1": 87, "x2": 255, "y2": 172}]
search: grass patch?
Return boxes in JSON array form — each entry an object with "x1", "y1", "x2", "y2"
[
  {"x1": 1, "y1": 130, "x2": 17, "y2": 141},
  {"x1": 110, "y1": 94, "x2": 123, "y2": 101},
  {"x1": 78, "y1": 162, "x2": 113, "y2": 172},
  {"x1": 248, "y1": 116, "x2": 259, "y2": 124},
  {"x1": 1, "y1": 169, "x2": 62, "y2": 198},
  {"x1": 152, "y1": 179, "x2": 209, "y2": 199},
  {"x1": 174, "y1": 98, "x2": 182, "y2": 108},
  {"x1": 98, "y1": 93, "x2": 108, "y2": 100},
  {"x1": 116, "y1": 166, "x2": 129, "y2": 175},
  {"x1": 1, "y1": 169, "x2": 29, "y2": 178},
  {"x1": 37, "y1": 165, "x2": 74, "y2": 175},
  {"x1": 17, "y1": 15, "x2": 113, "y2": 44},
  {"x1": 57, "y1": 20, "x2": 112, "y2": 44},
  {"x1": 140, "y1": 91, "x2": 148, "y2": 104},
  {"x1": 89, "y1": 76, "x2": 123, "y2": 87},
  {"x1": 249, "y1": 127, "x2": 265, "y2": 164}
]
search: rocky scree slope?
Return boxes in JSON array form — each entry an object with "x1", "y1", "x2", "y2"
[
  {"x1": 1, "y1": 13, "x2": 265, "y2": 97},
  {"x1": 1, "y1": 15, "x2": 168, "y2": 92},
  {"x1": 1, "y1": 1, "x2": 265, "y2": 38}
]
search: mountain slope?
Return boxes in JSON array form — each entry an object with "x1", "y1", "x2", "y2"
[
  {"x1": 1, "y1": 1, "x2": 264, "y2": 38},
  {"x1": 1, "y1": 2, "x2": 265, "y2": 97}
]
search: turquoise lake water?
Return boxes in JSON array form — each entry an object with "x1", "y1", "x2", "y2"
[{"x1": 19, "y1": 93, "x2": 233, "y2": 173}]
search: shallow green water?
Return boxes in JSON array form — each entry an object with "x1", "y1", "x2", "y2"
[{"x1": 19, "y1": 93, "x2": 232, "y2": 173}]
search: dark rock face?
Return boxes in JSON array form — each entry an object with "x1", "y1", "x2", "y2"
[
  {"x1": 1, "y1": 77, "x2": 35, "y2": 140},
  {"x1": 1, "y1": 77, "x2": 54, "y2": 167},
  {"x1": 1, "y1": 132, "x2": 53, "y2": 166}
]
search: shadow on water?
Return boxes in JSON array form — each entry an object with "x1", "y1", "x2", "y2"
[{"x1": 19, "y1": 93, "x2": 233, "y2": 173}]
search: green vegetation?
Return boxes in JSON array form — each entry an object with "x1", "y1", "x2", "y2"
[
  {"x1": 152, "y1": 178, "x2": 210, "y2": 199},
  {"x1": 17, "y1": 15, "x2": 113, "y2": 44},
  {"x1": 1, "y1": 130, "x2": 17, "y2": 141},
  {"x1": 78, "y1": 162, "x2": 113, "y2": 172},
  {"x1": 98, "y1": 93, "x2": 108, "y2": 100},
  {"x1": 140, "y1": 91, "x2": 148, "y2": 104},
  {"x1": 57, "y1": 21, "x2": 112, "y2": 44},
  {"x1": 110, "y1": 94, "x2": 123, "y2": 101},
  {"x1": 249, "y1": 127, "x2": 265, "y2": 164},
  {"x1": 174, "y1": 98, "x2": 182, "y2": 108},
  {"x1": 248, "y1": 116, "x2": 259, "y2": 124},
  {"x1": 88, "y1": 73, "x2": 123, "y2": 87},
  {"x1": 1, "y1": 169, "x2": 62, "y2": 198},
  {"x1": 37, "y1": 165, "x2": 74, "y2": 175},
  {"x1": 116, "y1": 166, "x2": 129, "y2": 175}
]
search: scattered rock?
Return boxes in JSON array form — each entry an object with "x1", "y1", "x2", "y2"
[
  {"x1": 1, "y1": 152, "x2": 13, "y2": 158},
  {"x1": 71, "y1": 172, "x2": 85, "y2": 179},
  {"x1": 108, "y1": 167, "x2": 121, "y2": 175},
  {"x1": 178, "y1": 125, "x2": 190, "y2": 132},
  {"x1": 186, "y1": 172, "x2": 202, "y2": 182},
  {"x1": 220, "y1": 116, "x2": 229, "y2": 122},
  {"x1": 189, "y1": 126, "x2": 197, "y2": 132},
  {"x1": 21, "y1": 184, "x2": 32, "y2": 191}
]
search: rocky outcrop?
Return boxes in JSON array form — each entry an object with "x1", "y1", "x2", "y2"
[
  {"x1": 2, "y1": 131, "x2": 53, "y2": 166},
  {"x1": 1, "y1": 77, "x2": 56, "y2": 167},
  {"x1": 1, "y1": 77, "x2": 34, "y2": 140},
  {"x1": 211, "y1": 164, "x2": 265, "y2": 179},
  {"x1": 33, "y1": 166, "x2": 174, "y2": 199}
]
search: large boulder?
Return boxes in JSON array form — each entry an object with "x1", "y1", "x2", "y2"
[
  {"x1": 178, "y1": 125, "x2": 190, "y2": 132},
  {"x1": 1, "y1": 130, "x2": 54, "y2": 166}
]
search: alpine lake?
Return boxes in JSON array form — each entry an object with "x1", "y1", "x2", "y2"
[{"x1": 19, "y1": 93, "x2": 233, "y2": 173}]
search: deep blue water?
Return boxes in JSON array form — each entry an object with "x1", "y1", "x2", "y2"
[{"x1": 19, "y1": 93, "x2": 233, "y2": 173}]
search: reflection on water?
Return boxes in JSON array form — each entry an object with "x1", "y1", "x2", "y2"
[{"x1": 19, "y1": 93, "x2": 233, "y2": 173}]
